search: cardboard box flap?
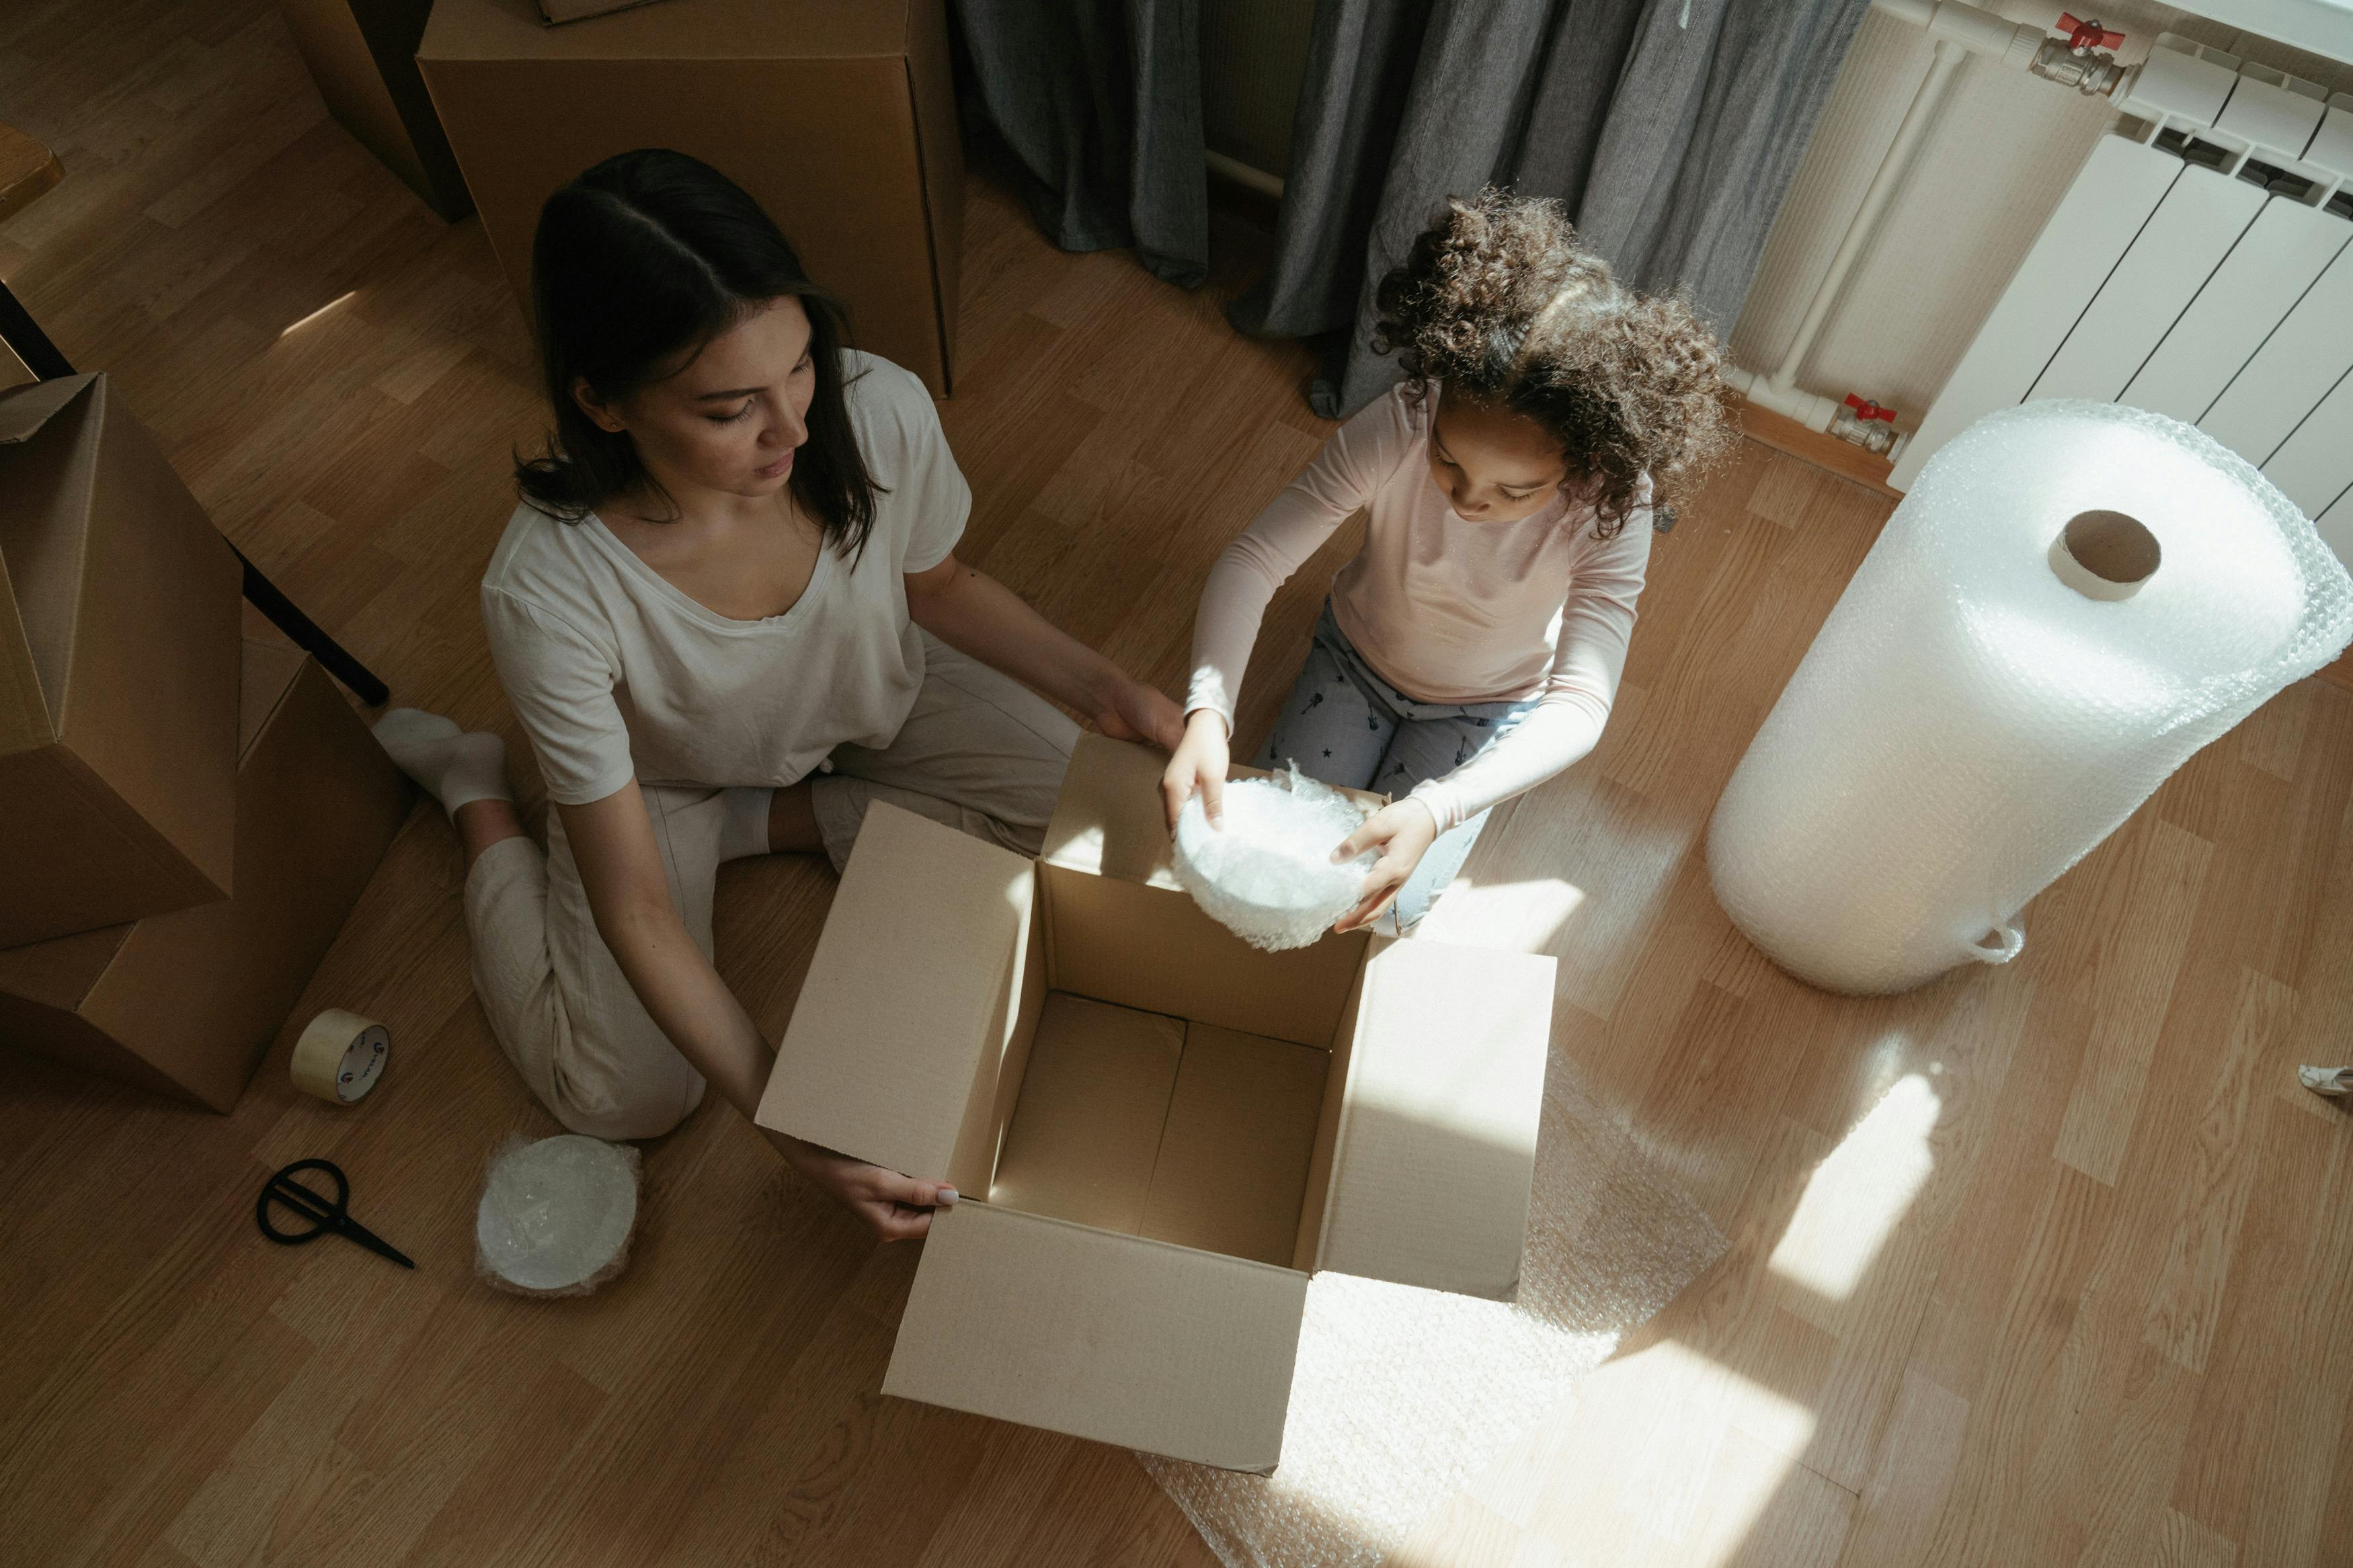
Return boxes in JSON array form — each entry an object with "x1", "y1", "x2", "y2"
[
  {"x1": 1041, "y1": 733, "x2": 1184, "y2": 889},
  {"x1": 756, "y1": 803, "x2": 1033, "y2": 1183},
  {"x1": 237, "y1": 641, "x2": 307, "y2": 749},
  {"x1": 0, "y1": 373, "x2": 92, "y2": 446},
  {"x1": 0, "y1": 375, "x2": 99, "y2": 743},
  {"x1": 885, "y1": 1201, "x2": 1308, "y2": 1473},
  {"x1": 1314, "y1": 939, "x2": 1555, "y2": 1298},
  {"x1": 0, "y1": 923, "x2": 127, "y2": 1012}
]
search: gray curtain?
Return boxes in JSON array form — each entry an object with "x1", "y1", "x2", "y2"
[
  {"x1": 956, "y1": 0, "x2": 1212, "y2": 288},
  {"x1": 1236, "y1": 0, "x2": 1871, "y2": 417}
]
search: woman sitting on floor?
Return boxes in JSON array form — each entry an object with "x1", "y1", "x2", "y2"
[{"x1": 374, "y1": 149, "x2": 1181, "y2": 1240}]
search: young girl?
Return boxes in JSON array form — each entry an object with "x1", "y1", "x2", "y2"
[
  {"x1": 376, "y1": 150, "x2": 1181, "y2": 1240},
  {"x1": 1163, "y1": 190, "x2": 1730, "y2": 933}
]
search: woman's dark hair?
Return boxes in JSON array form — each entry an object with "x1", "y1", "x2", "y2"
[
  {"x1": 516, "y1": 148, "x2": 881, "y2": 554},
  {"x1": 1371, "y1": 188, "x2": 1734, "y2": 538}
]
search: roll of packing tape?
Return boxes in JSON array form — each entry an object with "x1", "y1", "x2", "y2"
[{"x1": 291, "y1": 1009, "x2": 389, "y2": 1104}]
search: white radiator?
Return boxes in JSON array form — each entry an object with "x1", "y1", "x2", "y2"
[{"x1": 1893, "y1": 34, "x2": 2353, "y2": 563}]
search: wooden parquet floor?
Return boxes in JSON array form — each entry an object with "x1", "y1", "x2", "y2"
[{"x1": 5, "y1": 3, "x2": 2353, "y2": 1564}]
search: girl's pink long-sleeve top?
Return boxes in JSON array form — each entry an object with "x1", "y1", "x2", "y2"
[{"x1": 1186, "y1": 380, "x2": 1651, "y2": 833}]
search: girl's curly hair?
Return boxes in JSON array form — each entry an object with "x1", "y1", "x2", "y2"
[{"x1": 1371, "y1": 188, "x2": 1734, "y2": 538}]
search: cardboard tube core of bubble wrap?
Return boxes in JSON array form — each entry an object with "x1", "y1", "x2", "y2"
[
  {"x1": 2051, "y1": 509, "x2": 2160, "y2": 601},
  {"x1": 290, "y1": 1008, "x2": 389, "y2": 1103}
]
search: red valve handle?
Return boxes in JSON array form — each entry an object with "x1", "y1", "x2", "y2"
[
  {"x1": 1843, "y1": 394, "x2": 1896, "y2": 422},
  {"x1": 2055, "y1": 13, "x2": 2125, "y2": 50}
]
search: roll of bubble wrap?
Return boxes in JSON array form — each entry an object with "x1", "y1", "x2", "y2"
[{"x1": 1708, "y1": 401, "x2": 2353, "y2": 995}]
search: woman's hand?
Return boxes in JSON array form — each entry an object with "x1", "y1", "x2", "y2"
[
  {"x1": 1162, "y1": 709, "x2": 1232, "y2": 830},
  {"x1": 904, "y1": 556, "x2": 1183, "y2": 753},
  {"x1": 1330, "y1": 798, "x2": 1440, "y2": 933},
  {"x1": 1095, "y1": 675, "x2": 1187, "y2": 752},
  {"x1": 780, "y1": 1137, "x2": 957, "y2": 1242},
  {"x1": 560, "y1": 790, "x2": 955, "y2": 1242}
]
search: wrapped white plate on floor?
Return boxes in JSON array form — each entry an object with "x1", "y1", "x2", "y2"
[
  {"x1": 1174, "y1": 767, "x2": 1375, "y2": 951},
  {"x1": 475, "y1": 1133, "x2": 641, "y2": 1297}
]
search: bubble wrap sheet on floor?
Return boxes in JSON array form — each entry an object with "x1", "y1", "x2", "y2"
[{"x1": 1142, "y1": 1063, "x2": 1727, "y2": 1567}]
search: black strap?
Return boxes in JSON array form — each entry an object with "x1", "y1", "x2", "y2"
[{"x1": 1, "y1": 282, "x2": 390, "y2": 706}]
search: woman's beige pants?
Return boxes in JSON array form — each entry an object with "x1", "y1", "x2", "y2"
[{"x1": 465, "y1": 636, "x2": 1079, "y2": 1139}]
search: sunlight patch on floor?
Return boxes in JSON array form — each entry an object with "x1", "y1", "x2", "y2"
[
  {"x1": 1419, "y1": 871, "x2": 1586, "y2": 953},
  {"x1": 1558, "y1": 1078, "x2": 1940, "y2": 1563},
  {"x1": 1767, "y1": 1072, "x2": 1942, "y2": 1304},
  {"x1": 1591, "y1": 1338, "x2": 1823, "y2": 1556},
  {"x1": 279, "y1": 290, "x2": 356, "y2": 338}
]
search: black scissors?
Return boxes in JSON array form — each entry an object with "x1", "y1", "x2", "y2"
[{"x1": 255, "y1": 1159, "x2": 414, "y2": 1270}]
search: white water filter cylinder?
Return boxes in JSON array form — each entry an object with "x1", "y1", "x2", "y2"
[{"x1": 1707, "y1": 401, "x2": 2353, "y2": 995}]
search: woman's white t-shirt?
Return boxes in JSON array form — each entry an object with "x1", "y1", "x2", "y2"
[{"x1": 480, "y1": 351, "x2": 965, "y2": 807}]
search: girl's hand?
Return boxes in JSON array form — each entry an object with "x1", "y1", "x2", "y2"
[
  {"x1": 782, "y1": 1139, "x2": 956, "y2": 1242},
  {"x1": 1331, "y1": 799, "x2": 1439, "y2": 933},
  {"x1": 1095, "y1": 677, "x2": 1187, "y2": 753},
  {"x1": 1162, "y1": 709, "x2": 1232, "y2": 830}
]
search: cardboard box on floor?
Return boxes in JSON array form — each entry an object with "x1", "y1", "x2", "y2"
[
  {"x1": 757, "y1": 736, "x2": 1556, "y2": 1472},
  {"x1": 415, "y1": 0, "x2": 963, "y2": 395},
  {"x1": 0, "y1": 641, "x2": 413, "y2": 1110},
  {"x1": 274, "y1": 0, "x2": 473, "y2": 220},
  {"x1": 0, "y1": 373, "x2": 242, "y2": 948},
  {"x1": 534, "y1": 0, "x2": 668, "y2": 24}
]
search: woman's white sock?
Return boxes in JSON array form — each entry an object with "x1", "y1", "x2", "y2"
[
  {"x1": 718, "y1": 786, "x2": 774, "y2": 862},
  {"x1": 372, "y1": 708, "x2": 513, "y2": 819}
]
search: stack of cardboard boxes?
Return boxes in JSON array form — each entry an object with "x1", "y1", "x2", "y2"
[{"x1": 0, "y1": 373, "x2": 413, "y2": 1110}]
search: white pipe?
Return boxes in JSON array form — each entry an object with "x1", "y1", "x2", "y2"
[
  {"x1": 1723, "y1": 364, "x2": 1911, "y2": 468},
  {"x1": 1747, "y1": 0, "x2": 2077, "y2": 434},
  {"x1": 1770, "y1": 38, "x2": 1967, "y2": 395},
  {"x1": 1205, "y1": 149, "x2": 1285, "y2": 200},
  {"x1": 1723, "y1": 364, "x2": 1845, "y2": 428},
  {"x1": 1869, "y1": 0, "x2": 2048, "y2": 65}
]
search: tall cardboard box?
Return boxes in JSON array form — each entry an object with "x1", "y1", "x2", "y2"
[
  {"x1": 415, "y1": 0, "x2": 964, "y2": 395},
  {"x1": 0, "y1": 641, "x2": 413, "y2": 1111},
  {"x1": 758, "y1": 737, "x2": 1558, "y2": 1472},
  {"x1": 0, "y1": 374, "x2": 242, "y2": 948},
  {"x1": 275, "y1": 0, "x2": 473, "y2": 220}
]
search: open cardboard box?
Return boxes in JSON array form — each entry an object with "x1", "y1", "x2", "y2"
[{"x1": 757, "y1": 735, "x2": 1556, "y2": 1471}]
